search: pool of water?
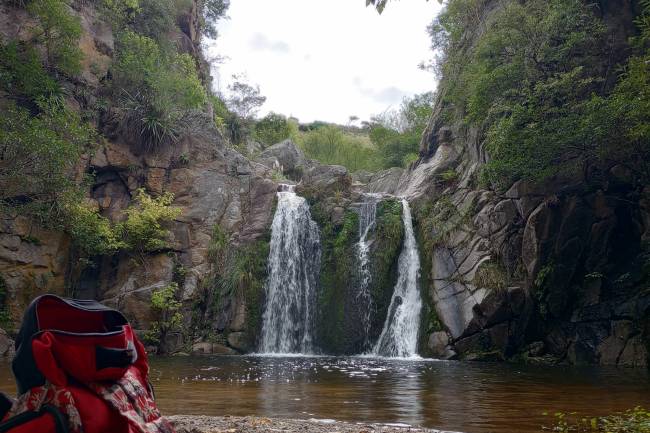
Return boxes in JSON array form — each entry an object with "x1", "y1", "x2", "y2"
[{"x1": 1, "y1": 355, "x2": 649, "y2": 433}]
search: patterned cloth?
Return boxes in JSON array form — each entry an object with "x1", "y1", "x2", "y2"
[
  {"x1": 4, "y1": 366, "x2": 175, "y2": 433},
  {"x1": 88, "y1": 368, "x2": 175, "y2": 433},
  {"x1": 4, "y1": 383, "x2": 84, "y2": 432}
]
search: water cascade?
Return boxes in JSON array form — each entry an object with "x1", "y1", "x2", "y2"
[
  {"x1": 372, "y1": 199, "x2": 422, "y2": 358},
  {"x1": 259, "y1": 184, "x2": 322, "y2": 354},
  {"x1": 356, "y1": 193, "x2": 381, "y2": 350}
]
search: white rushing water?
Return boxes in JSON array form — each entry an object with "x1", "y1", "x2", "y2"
[
  {"x1": 259, "y1": 185, "x2": 321, "y2": 354},
  {"x1": 372, "y1": 199, "x2": 422, "y2": 358},
  {"x1": 356, "y1": 193, "x2": 381, "y2": 350}
]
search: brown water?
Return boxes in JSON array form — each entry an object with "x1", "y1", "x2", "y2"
[{"x1": 1, "y1": 355, "x2": 649, "y2": 433}]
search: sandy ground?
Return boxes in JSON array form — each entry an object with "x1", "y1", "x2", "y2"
[{"x1": 168, "y1": 415, "x2": 463, "y2": 433}]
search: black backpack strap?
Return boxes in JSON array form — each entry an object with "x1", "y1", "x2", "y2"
[
  {"x1": 0, "y1": 404, "x2": 69, "y2": 433},
  {"x1": 0, "y1": 393, "x2": 12, "y2": 421},
  {"x1": 41, "y1": 404, "x2": 69, "y2": 433}
]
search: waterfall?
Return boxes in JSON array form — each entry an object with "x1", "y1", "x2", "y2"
[
  {"x1": 356, "y1": 193, "x2": 381, "y2": 350},
  {"x1": 259, "y1": 184, "x2": 322, "y2": 354},
  {"x1": 372, "y1": 199, "x2": 422, "y2": 358}
]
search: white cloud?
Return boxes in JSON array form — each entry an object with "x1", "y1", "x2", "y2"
[
  {"x1": 249, "y1": 33, "x2": 291, "y2": 54},
  {"x1": 207, "y1": 0, "x2": 443, "y2": 124}
]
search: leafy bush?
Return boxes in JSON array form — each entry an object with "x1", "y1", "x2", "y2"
[
  {"x1": 132, "y1": 0, "x2": 176, "y2": 41},
  {"x1": 546, "y1": 407, "x2": 650, "y2": 433},
  {"x1": 63, "y1": 189, "x2": 180, "y2": 259},
  {"x1": 101, "y1": 0, "x2": 141, "y2": 31},
  {"x1": 431, "y1": 0, "x2": 650, "y2": 188},
  {"x1": 119, "y1": 189, "x2": 181, "y2": 256},
  {"x1": 299, "y1": 125, "x2": 381, "y2": 172},
  {"x1": 111, "y1": 31, "x2": 207, "y2": 150},
  {"x1": 0, "y1": 102, "x2": 93, "y2": 213},
  {"x1": 0, "y1": 41, "x2": 62, "y2": 105},
  {"x1": 253, "y1": 112, "x2": 294, "y2": 147},
  {"x1": 27, "y1": 0, "x2": 83, "y2": 75},
  {"x1": 368, "y1": 93, "x2": 433, "y2": 168},
  {"x1": 63, "y1": 199, "x2": 125, "y2": 257},
  {"x1": 144, "y1": 282, "x2": 183, "y2": 351}
]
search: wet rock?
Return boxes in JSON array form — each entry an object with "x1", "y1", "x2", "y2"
[
  {"x1": 191, "y1": 342, "x2": 237, "y2": 355},
  {"x1": 365, "y1": 167, "x2": 404, "y2": 195},
  {"x1": 257, "y1": 139, "x2": 306, "y2": 175},
  {"x1": 427, "y1": 332, "x2": 455, "y2": 359},
  {"x1": 597, "y1": 320, "x2": 633, "y2": 365},
  {"x1": 618, "y1": 336, "x2": 648, "y2": 368},
  {"x1": 302, "y1": 164, "x2": 350, "y2": 196},
  {"x1": 227, "y1": 331, "x2": 252, "y2": 353}
]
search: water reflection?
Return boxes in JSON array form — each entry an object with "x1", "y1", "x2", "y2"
[{"x1": 1, "y1": 356, "x2": 648, "y2": 433}]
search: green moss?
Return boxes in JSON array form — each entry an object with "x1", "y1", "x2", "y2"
[
  {"x1": 473, "y1": 261, "x2": 509, "y2": 293},
  {"x1": 412, "y1": 201, "x2": 442, "y2": 354},
  {"x1": 314, "y1": 209, "x2": 359, "y2": 353},
  {"x1": 200, "y1": 224, "x2": 270, "y2": 348}
]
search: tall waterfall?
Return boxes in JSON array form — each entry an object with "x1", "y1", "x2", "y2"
[
  {"x1": 259, "y1": 185, "x2": 321, "y2": 354},
  {"x1": 356, "y1": 193, "x2": 381, "y2": 349},
  {"x1": 372, "y1": 199, "x2": 422, "y2": 358}
]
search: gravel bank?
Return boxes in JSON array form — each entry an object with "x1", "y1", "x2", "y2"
[{"x1": 168, "y1": 415, "x2": 463, "y2": 433}]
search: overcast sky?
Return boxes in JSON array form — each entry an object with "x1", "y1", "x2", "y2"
[{"x1": 206, "y1": 0, "x2": 443, "y2": 124}]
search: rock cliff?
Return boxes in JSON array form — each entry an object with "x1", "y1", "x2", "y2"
[{"x1": 360, "y1": 0, "x2": 650, "y2": 366}]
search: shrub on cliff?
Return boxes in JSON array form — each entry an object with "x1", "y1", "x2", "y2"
[
  {"x1": 64, "y1": 189, "x2": 181, "y2": 259},
  {"x1": 110, "y1": 31, "x2": 208, "y2": 150},
  {"x1": 26, "y1": 0, "x2": 83, "y2": 75},
  {"x1": 368, "y1": 92, "x2": 433, "y2": 169},
  {"x1": 253, "y1": 113, "x2": 296, "y2": 147},
  {"x1": 0, "y1": 102, "x2": 94, "y2": 217},
  {"x1": 430, "y1": 0, "x2": 650, "y2": 188},
  {"x1": 144, "y1": 282, "x2": 183, "y2": 351}
]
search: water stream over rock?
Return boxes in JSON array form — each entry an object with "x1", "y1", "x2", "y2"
[
  {"x1": 259, "y1": 185, "x2": 321, "y2": 354},
  {"x1": 372, "y1": 199, "x2": 422, "y2": 358},
  {"x1": 356, "y1": 193, "x2": 381, "y2": 351}
]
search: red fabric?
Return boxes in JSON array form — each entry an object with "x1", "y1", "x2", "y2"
[
  {"x1": 10, "y1": 326, "x2": 174, "y2": 433},
  {"x1": 32, "y1": 326, "x2": 135, "y2": 384},
  {"x1": 36, "y1": 297, "x2": 110, "y2": 334}
]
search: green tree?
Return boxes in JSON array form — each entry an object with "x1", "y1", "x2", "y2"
[
  {"x1": 226, "y1": 74, "x2": 266, "y2": 119},
  {"x1": 0, "y1": 41, "x2": 61, "y2": 106},
  {"x1": 144, "y1": 282, "x2": 183, "y2": 352},
  {"x1": 0, "y1": 102, "x2": 93, "y2": 213},
  {"x1": 369, "y1": 92, "x2": 433, "y2": 168},
  {"x1": 254, "y1": 112, "x2": 293, "y2": 147},
  {"x1": 200, "y1": 0, "x2": 230, "y2": 39},
  {"x1": 27, "y1": 0, "x2": 83, "y2": 75}
]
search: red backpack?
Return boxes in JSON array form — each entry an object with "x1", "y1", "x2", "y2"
[{"x1": 0, "y1": 295, "x2": 175, "y2": 433}]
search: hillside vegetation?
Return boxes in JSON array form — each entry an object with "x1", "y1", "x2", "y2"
[{"x1": 429, "y1": 0, "x2": 650, "y2": 189}]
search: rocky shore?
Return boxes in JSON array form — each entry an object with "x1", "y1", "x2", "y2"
[{"x1": 168, "y1": 416, "x2": 462, "y2": 433}]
